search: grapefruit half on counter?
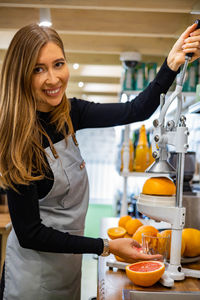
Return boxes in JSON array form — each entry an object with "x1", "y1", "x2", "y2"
[{"x1": 125, "y1": 260, "x2": 165, "y2": 287}]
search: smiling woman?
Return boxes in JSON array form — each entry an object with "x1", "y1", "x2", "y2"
[
  {"x1": 0, "y1": 24, "x2": 73, "y2": 190},
  {"x1": 0, "y1": 22, "x2": 200, "y2": 300},
  {"x1": 31, "y1": 42, "x2": 70, "y2": 112}
]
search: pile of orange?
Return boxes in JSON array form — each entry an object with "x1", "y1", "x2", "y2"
[
  {"x1": 107, "y1": 215, "x2": 144, "y2": 261},
  {"x1": 107, "y1": 216, "x2": 164, "y2": 262},
  {"x1": 107, "y1": 214, "x2": 200, "y2": 264},
  {"x1": 107, "y1": 215, "x2": 144, "y2": 241}
]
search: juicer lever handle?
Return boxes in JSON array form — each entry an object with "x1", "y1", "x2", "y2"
[{"x1": 186, "y1": 19, "x2": 200, "y2": 58}]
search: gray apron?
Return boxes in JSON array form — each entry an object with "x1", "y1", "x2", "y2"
[{"x1": 3, "y1": 136, "x2": 89, "y2": 300}]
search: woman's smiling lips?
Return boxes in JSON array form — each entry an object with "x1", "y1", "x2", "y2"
[{"x1": 44, "y1": 87, "x2": 61, "y2": 97}]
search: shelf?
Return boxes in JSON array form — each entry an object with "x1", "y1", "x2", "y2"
[
  {"x1": 120, "y1": 90, "x2": 140, "y2": 96},
  {"x1": 120, "y1": 171, "x2": 170, "y2": 177},
  {"x1": 120, "y1": 90, "x2": 196, "y2": 97},
  {"x1": 119, "y1": 90, "x2": 197, "y2": 130}
]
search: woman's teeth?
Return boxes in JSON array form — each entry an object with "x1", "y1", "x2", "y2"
[{"x1": 45, "y1": 88, "x2": 60, "y2": 95}]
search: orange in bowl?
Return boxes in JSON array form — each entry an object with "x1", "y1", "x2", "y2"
[
  {"x1": 107, "y1": 226, "x2": 126, "y2": 240},
  {"x1": 142, "y1": 177, "x2": 176, "y2": 196},
  {"x1": 125, "y1": 261, "x2": 165, "y2": 287}
]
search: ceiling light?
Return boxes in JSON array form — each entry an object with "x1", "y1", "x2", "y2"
[
  {"x1": 73, "y1": 63, "x2": 79, "y2": 70},
  {"x1": 39, "y1": 8, "x2": 52, "y2": 27},
  {"x1": 78, "y1": 82, "x2": 84, "y2": 88}
]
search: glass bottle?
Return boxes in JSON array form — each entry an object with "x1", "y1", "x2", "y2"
[
  {"x1": 120, "y1": 139, "x2": 134, "y2": 172},
  {"x1": 134, "y1": 125, "x2": 149, "y2": 172}
]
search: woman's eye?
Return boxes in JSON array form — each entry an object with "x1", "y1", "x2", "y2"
[
  {"x1": 33, "y1": 67, "x2": 43, "y2": 74},
  {"x1": 55, "y1": 62, "x2": 65, "y2": 68}
]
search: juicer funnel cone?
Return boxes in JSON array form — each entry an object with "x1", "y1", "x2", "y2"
[{"x1": 145, "y1": 159, "x2": 176, "y2": 174}]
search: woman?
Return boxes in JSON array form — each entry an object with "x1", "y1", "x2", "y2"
[{"x1": 0, "y1": 22, "x2": 200, "y2": 300}]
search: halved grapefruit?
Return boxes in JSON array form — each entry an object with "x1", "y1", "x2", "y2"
[{"x1": 125, "y1": 260, "x2": 165, "y2": 287}]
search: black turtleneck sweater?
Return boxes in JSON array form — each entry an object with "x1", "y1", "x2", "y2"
[{"x1": 6, "y1": 59, "x2": 178, "y2": 256}]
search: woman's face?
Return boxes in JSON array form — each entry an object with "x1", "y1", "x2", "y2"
[{"x1": 31, "y1": 42, "x2": 69, "y2": 112}]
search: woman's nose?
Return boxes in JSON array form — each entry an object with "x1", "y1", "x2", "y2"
[{"x1": 46, "y1": 69, "x2": 59, "y2": 85}]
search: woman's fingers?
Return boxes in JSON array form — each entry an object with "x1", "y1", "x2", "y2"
[
  {"x1": 183, "y1": 48, "x2": 200, "y2": 55},
  {"x1": 180, "y1": 23, "x2": 199, "y2": 40},
  {"x1": 137, "y1": 252, "x2": 163, "y2": 261},
  {"x1": 182, "y1": 41, "x2": 200, "y2": 49},
  {"x1": 190, "y1": 28, "x2": 200, "y2": 37},
  {"x1": 124, "y1": 253, "x2": 163, "y2": 264},
  {"x1": 131, "y1": 239, "x2": 141, "y2": 248}
]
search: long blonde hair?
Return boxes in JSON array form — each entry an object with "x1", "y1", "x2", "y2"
[{"x1": 0, "y1": 24, "x2": 73, "y2": 190}]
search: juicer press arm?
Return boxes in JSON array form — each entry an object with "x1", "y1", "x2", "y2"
[
  {"x1": 151, "y1": 19, "x2": 200, "y2": 162},
  {"x1": 151, "y1": 86, "x2": 188, "y2": 163}
]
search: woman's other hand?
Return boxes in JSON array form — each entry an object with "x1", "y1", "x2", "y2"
[
  {"x1": 167, "y1": 22, "x2": 200, "y2": 72},
  {"x1": 109, "y1": 238, "x2": 162, "y2": 263}
]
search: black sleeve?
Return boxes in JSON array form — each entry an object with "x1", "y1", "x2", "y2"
[
  {"x1": 7, "y1": 184, "x2": 104, "y2": 255},
  {"x1": 70, "y1": 59, "x2": 178, "y2": 131}
]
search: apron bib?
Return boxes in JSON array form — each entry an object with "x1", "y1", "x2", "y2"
[{"x1": 3, "y1": 136, "x2": 89, "y2": 300}]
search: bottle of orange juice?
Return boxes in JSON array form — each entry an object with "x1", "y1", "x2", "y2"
[
  {"x1": 134, "y1": 125, "x2": 149, "y2": 172},
  {"x1": 120, "y1": 139, "x2": 134, "y2": 172}
]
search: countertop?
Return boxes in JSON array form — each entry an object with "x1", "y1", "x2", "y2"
[{"x1": 97, "y1": 217, "x2": 200, "y2": 300}]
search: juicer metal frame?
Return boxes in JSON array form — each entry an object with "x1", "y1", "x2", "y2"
[{"x1": 137, "y1": 55, "x2": 200, "y2": 287}]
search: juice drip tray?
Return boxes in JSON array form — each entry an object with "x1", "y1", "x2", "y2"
[{"x1": 122, "y1": 290, "x2": 200, "y2": 300}]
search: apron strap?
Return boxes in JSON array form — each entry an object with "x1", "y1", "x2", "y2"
[
  {"x1": 38, "y1": 115, "x2": 79, "y2": 159},
  {"x1": 67, "y1": 115, "x2": 79, "y2": 147}
]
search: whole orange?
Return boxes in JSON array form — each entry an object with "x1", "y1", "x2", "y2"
[
  {"x1": 133, "y1": 225, "x2": 158, "y2": 244},
  {"x1": 182, "y1": 228, "x2": 200, "y2": 257},
  {"x1": 125, "y1": 218, "x2": 143, "y2": 236},
  {"x1": 118, "y1": 215, "x2": 132, "y2": 229}
]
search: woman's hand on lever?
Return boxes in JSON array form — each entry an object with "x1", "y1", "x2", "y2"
[
  {"x1": 167, "y1": 22, "x2": 200, "y2": 72},
  {"x1": 109, "y1": 238, "x2": 162, "y2": 263}
]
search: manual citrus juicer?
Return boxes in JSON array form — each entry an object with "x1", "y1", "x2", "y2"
[{"x1": 137, "y1": 19, "x2": 200, "y2": 287}]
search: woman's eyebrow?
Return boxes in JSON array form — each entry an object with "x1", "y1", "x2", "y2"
[{"x1": 35, "y1": 58, "x2": 65, "y2": 66}]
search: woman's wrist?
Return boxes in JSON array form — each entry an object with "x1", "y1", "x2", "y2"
[
  {"x1": 167, "y1": 55, "x2": 181, "y2": 72},
  {"x1": 101, "y1": 238, "x2": 110, "y2": 256}
]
